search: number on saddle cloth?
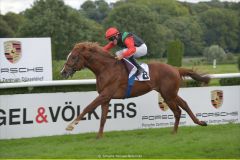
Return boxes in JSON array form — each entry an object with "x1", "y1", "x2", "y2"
[{"x1": 122, "y1": 58, "x2": 150, "y2": 98}]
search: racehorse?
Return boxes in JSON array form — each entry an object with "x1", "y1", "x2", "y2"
[{"x1": 61, "y1": 42, "x2": 210, "y2": 139}]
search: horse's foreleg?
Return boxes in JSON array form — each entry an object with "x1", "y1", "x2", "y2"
[
  {"x1": 66, "y1": 94, "x2": 111, "y2": 131},
  {"x1": 96, "y1": 102, "x2": 110, "y2": 139},
  {"x1": 166, "y1": 100, "x2": 181, "y2": 134},
  {"x1": 176, "y1": 96, "x2": 207, "y2": 126}
]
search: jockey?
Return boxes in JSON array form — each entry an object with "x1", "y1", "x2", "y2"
[{"x1": 103, "y1": 27, "x2": 147, "y2": 76}]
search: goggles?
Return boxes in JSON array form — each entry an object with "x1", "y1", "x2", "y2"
[{"x1": 108, "y1": 36, "x2": 116, "y2": 42}]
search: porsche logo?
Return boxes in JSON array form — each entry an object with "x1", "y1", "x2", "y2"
[
  {"x1": 4, "y1": 41, "x2": 22, "y2": 64},
  {"x1": 158, "y1": 94, "x2": 169, "y2": 111},
  {"x1": 211, "y1": 90, "x2": 223, "y2": 109}
]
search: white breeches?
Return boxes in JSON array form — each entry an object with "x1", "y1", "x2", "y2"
[{"x1": 115, "y1": 43, "x2": 147, "y2": 58}]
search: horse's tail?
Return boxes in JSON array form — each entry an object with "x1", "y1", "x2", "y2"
[{"x1": 178, "y1": 68, "x2": 210, "y2": 84}]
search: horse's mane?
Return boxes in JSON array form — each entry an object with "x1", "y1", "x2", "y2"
[{"x1": 74, "y1": 42, "x2": 115, "y2": 60}]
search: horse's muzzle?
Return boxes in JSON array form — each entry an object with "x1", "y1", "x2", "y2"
[
  {"x1": 60, "y1": 70, "x2": 68, "y2": 79},
  {"x1": 60, "y1": 68, "x2": 75, "y2": 79}
]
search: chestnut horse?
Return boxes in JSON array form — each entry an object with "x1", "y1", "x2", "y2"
[{"x1": 61, "y1": 42, "x2": 210, "y2": 139}]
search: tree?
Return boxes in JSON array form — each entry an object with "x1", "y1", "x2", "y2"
[
  {"x1": 128, "y1": 0, "x2": 190, "y2": 23},
  {"x1": 199, "y1": 8, "x2": 239, "y2": 53},
  {"x1": 164, "y1": 16, "x2": 204, "y2": 56},
  {"x1": 187, "y1": 2, "x2": 211, "y2": 15},
  {"x1": 80, "y1": 0, "x2": 110, "y2": 23},
  {"x1": 155, "y1": 24, "x2": 174, "y2": 58},
  {"x1": 203, "y1": 45, "x2": 226, "y2": 63},
  {"x1": 0, "y1": 16, "x2": 15, "y2": 37},
  {"x1": 206, "y1": 0, "x2": 225, "y2": 8},
  {"x1": 2, "y1": 12, "x2": 26, "y2": 36},
  {"x1": 18, "y1": 0, "x2": 104, "y2": 60}
]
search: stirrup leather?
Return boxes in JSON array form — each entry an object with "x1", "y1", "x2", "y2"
[{"x1": 128, "y1": 56, "x2": 143, "y2": 76}]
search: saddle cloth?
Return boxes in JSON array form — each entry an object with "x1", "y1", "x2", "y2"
[{"x1": 123, "y1": 58, "x2": 150, "y2": 81}]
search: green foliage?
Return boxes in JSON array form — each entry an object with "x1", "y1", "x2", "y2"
[
  {"x1": 199, "y1": 8, "x2": 240, "y2": 52},
  {"x1": 53, "y1": 60, "x2": 95, "y2": 80},
  {"x1": 18, "y1": 0, "x2": 105, "y2": 60},
  {"x1": 80, "y1": 0, "x2": 110, "y2": 23},
  {"x1": 167, "y1": 39, "x2": 184, "y2": 67},
  {"x1": 0, "y1": 16, "x2": 15, "y2": 37},
  {"x1": 1, "y1": 0, "x2": 240, "y2": 59},
  {"x1": 238, "y1": 56, "x2": 240, "y2": 71},
  {"x1": 129, "y1": 0, "x2": 190, "y2": 23},
  {"x1": 203, "y1": 45, "x2": 226, "y2": 63},
  {"x1": 164, "y1": 16, "x2": 204, "y2": 56},
  {"x1": 102, "y1": 0, "x2": 192, "y2": 57},
  {"x1": 189, "y1": 2, "x2": 211, "y2": 14},
  {"x1": 184, "y1": 80, "x2": 202, "y2": 87},
  {"x1": 219, "y1": 78, "x2": 240, "y2": 86},
  {"x1": 2, "y1": 12, "x2": 26, "y2": 35}
]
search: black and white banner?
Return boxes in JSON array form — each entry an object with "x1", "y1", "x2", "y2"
[{"x1": 0, "y1": 86, "x2": 239, "y2": 139}]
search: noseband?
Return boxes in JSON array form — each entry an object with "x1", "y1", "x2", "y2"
[{"x1": 65, "y1": 54, "x2": 80, "y2": 71}]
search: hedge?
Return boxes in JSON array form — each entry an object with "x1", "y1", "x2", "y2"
[
  {"x1": 167, "y1": 39, "x2": 184, "y2": 67},
  {"x1": 219, "y1": 77, "x2": 240, "y2": 86}
]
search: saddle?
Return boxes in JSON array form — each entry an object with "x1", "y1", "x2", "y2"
[
  {"x1": 122, "y1": 58, "x2": 150, "y2": 98},
  {"x1": 123, "y1": 58, "x2": 150, "y2": 80}
]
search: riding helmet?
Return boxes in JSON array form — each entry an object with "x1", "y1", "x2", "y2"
[{"x1": 105, "y1": 27, "x2": 119, "y2": 39}]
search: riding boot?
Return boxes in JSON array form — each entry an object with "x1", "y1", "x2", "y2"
[{"x1": 128, "y1": 56, "x2": 144, "y2": 76}]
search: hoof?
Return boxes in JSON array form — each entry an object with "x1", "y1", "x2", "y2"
[
  {"x1": 96, "y1": 136, "x2": 102, "y2": 139},
  {"x1": 96, "y1": 135, "x2": 103, "y2": 139},
  {"x1": 200, "y1": 121, "x2": 207, "y2": 126},
  {"x1": 74, "y1": 121, "x2": 79, "y2": 125},
  {"x1": 66, "y1": 124, "x2": 74, "y2": 131},
  {"x1": 66, "y1": 120, "x2": 79, "y2": 131}
]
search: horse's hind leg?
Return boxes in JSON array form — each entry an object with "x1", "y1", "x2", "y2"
[
  {"x1": 165, "y1": 100, "x2": 182, "y2": 134},
  {"x1": 176, "y1": 95, "x2": 207, "y2": 126}
]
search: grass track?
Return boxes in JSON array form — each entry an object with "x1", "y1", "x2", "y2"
[
  {"x1": 0, "y1": 124, "x2": 239, "y2": 159},
  {"x1": 53, "y1": 60, "x2": 239, "y2": 80}
]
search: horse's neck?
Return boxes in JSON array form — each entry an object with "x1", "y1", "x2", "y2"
[{"x1": 84, "y1": 52, "x2": 116, "y2": 76}]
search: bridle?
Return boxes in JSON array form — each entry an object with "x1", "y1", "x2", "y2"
[{"x1": 64, "y1": 53, "x2": 80, "y2": 71}]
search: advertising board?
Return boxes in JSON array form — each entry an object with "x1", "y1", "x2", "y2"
[
  {"x1": 0, "y1": 86, "x2": 239, "y2": 139},
  {"x1": 141, "y1": 86, "x2": 239, "y2": 129},
  {"x1": 0, "y1": 38, "x2": 52, "y2": 82}
]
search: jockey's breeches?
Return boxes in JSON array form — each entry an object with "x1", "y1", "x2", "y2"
[{"x1": 115, "y1": 43, "x2": 147, "y2": 58}]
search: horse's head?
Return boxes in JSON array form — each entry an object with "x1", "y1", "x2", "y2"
[
  {"x1": 61, "y1": 47, "x2": 84, "y2": 79},
  {"x1": 61, "y1": 42, "x2": 115, "y2": 79}
]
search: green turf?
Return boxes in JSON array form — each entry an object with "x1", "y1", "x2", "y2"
[
  {"x1": 0, "y1": 123, "x2": 239, "y2": 159},
  {"x1": 183, "y1": 64, "x2": 239, "y2": 74},
  {"x1": 53, "y1": 60, "x2": 239, "y2": 80},
  {"x1": 53, "y1": 60, "x2": 95, "y2": 80}
]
